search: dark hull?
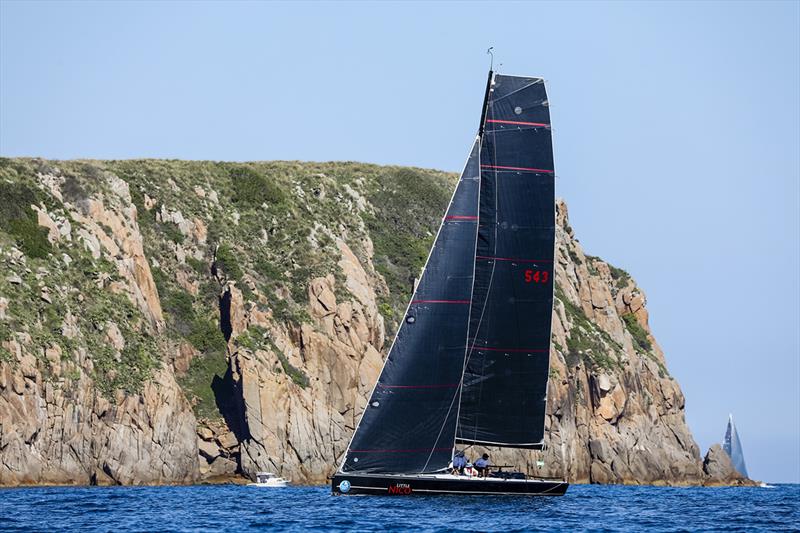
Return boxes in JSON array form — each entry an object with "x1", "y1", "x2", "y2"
[{"x1": 331, "y1": 473, "x2": 568, "y2": 496}]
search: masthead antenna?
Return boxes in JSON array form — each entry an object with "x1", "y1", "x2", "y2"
[{"x1": 486, "y1": 47, "x2": 494, "y2": 71}]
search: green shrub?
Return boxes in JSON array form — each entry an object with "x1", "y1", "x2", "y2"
[
  {"x1": 609, "y1": 264, "x2": 632, "y2": 289},
  {"x1": 0, "y1": 182, "x2": 37, "y2": 222},
  {"x1": 163, "y1": 290, "x2": 195, "y2": 336},
  {"x1": 163, "y1": 290, "x2": 194, "y2": 319},
  {"x1": 61, "y1": 175, "x2": 89, "y2": 203},
  {"x1": 179, "y1": 347, "x2": 228, "y2": 419},
  {"x1": 228, "y1": 165, "x2": 286, "y2": 207},
  {"x1": 215, "y1": 243, "x2": 243, "y2": 281},
  {"x1": 558, "y1": 286, "x2": 620, "y2": 371},
  {"x1": 187, "y1": 317, "x2": 227, "y2": 355},
  {"x1": 622, "y1": 313, "x2": 652, "y2": 352},
  {"x1": 0, "y1": 322, "x2": 11, "y2": 363},
  {"x1": 8, "y1": 218, "x2": 51, "y2": 258},
  {"x1": 160, "y1": 222, "x2": 185, "y2": 244},
  {"x1": 364, "y1": 167, "x2": 451, "y2": 320},
  {"x1": 180, "y1": 316, "x2": 229, "y2": 418},
  {"x1": 186, "y1": 256, "x2": 208, "y2": 276},
  {"x1": 255, "y1": 256, "x2": 285, "y2": 282},
  {"x1": 378, "y1": 300, "x2": 395, "y2": 321},
  {"x1": 150, "y1": 266, "x2": 168, "y2": 295},
  {"x1": 93, "y1": 337, "x2": 159, "y2": 396},
  {"x1": 0, "y1": 182, "x2": 52, "y2": 259}
]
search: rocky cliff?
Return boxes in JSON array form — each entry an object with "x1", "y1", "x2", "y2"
[{"x1": 0, "y1": 158, "x2": 748, "y2": 486}]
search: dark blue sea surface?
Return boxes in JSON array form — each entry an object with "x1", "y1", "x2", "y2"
[{"x1": 0, "y1": 483, "x2": 797, "y2": 532}]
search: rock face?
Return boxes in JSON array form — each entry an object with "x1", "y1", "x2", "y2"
[
  {"x1": 702, "y1": 444, "x2": 754, "y2": 486},
  {"x1": 0, "y1": 169, "x2": 196, "y2": 485},
  {"x1": 0, "y1": 158, "x2": 743, "y2": 486},
  {"x1": 0, "y1": 365, "x2": 197, "y2": 485},
  {"x1": 232, "y1": 248, "x2": 385, "y2": 483}
]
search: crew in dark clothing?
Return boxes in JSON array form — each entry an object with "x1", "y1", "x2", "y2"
[{"x1": 474, "y1": 453, "x2": 491, "y2": 478}]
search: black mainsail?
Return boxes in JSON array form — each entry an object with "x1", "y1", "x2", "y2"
[
  {"x1": 338, "y1": 71, "x2": 556, "y2": 476},
  {"x1": 457, "y1": 74, "x2": 555, "y2": 449}
]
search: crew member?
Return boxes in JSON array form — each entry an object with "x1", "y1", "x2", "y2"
[
  {"x1": 474, "y1": 453, "x2": 491, "y2": 478},
  {"x1": 451, "y1": 451, "x2": 467, "y2": 475}
]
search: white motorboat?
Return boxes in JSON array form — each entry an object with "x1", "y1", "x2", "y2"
[{"x1": 248, "y1": 472, "x2": 290, "y2": 487}]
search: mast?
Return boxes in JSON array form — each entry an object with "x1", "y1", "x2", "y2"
[{"x1": 478, "y1": 69, "x2": 493, "y2": 136}]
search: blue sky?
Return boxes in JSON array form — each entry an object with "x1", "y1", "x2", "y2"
[{"x1": 1, "y1": 1, "x2": 798, "y2": 483}]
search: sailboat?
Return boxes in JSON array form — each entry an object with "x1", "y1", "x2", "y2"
[
  {"x1": 723, "y1": 414, "x2": 749, "y2": 478},
  {"x1": 330, "y1": 69, "x2": 568, "y2": 496}
]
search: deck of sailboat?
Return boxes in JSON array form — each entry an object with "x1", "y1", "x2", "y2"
[{"x1": 331, "y1": 472, "x2": 569, "y2": 496}]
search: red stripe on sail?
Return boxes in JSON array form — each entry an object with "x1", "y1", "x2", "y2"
[
  {"x1": 411, "y1": 300, "x2": 470, "y2": 304},
  {"x1": 476, "y1": 255, "x2": 552, "y2": 263},
  {"x1": 486, "y1": 119, "x2": 550, "y2": 127},
  {"x1": 349, "y1": 447, "x2": 453, "y2": 453},
  {"x1": 480, "y1": 164, "x2": 553, "y2": 173},
  {"x1": 474, "y1": 346, "x2": 550, "y2": 353},
  {"x1": 445, "y1": 215, "x2": 478, "y2": 220},
  {"x1": 378, "y1": 383, "x2": 459, "y2": 389}
]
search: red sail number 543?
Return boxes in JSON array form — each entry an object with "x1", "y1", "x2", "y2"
[{"x1": 524, "y1": 270, "x2": 549, "y2": 283}]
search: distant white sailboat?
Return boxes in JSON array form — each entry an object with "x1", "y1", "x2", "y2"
[{"x1": 723, "y1": 414, "x2": 748, "y2": 478}]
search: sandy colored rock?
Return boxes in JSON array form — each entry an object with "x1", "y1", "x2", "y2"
[
  {"x1": 198, "y1": 438, "x2": 221, "y2": 461},
  {"x1": 217, "y1": 431, "x2": 238, "y2": 450},
  {"x1": 703, "y1": 444, "x2": 745, "y2": 483},
  {"x1": 207, "y1": 456, "x2": 237, "y2": 478},
  {"x1": 0, "y1": 161, "x2": 733, "y2": 489},
  {"x1": 0, "y1": 365, "x2": 198, "y2": 485}
]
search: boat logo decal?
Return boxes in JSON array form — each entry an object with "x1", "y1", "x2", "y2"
[
  {"x1": 338, "y1": 480, "x2": 351, "y2": 493},
  {"x1": 387, "y1": 483, "x2": 412, "y2": 495}
]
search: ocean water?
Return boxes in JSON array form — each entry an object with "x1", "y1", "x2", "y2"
[{"x1": 0, "y1": 483, "x2": 797, "y2": 532}]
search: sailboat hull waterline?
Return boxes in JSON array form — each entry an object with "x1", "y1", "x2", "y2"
[
  {"x1": 332, "y1": 69, "x2": 569, "y2": 497},
  {"x1": 330, "y1": 473, "x2": 568, "y2": 496}
]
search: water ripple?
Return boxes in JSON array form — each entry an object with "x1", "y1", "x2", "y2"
[{"x1": 0, "y1": 484, "x2": 797, "y2": 532}]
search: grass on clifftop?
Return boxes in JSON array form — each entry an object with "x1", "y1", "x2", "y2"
[
  {"x1": 0, "y1": 180, "x2": 52, "y2": 259},
  {"x1": 0, "y1": 157, "x2": 472, "y2": 411},
  {"x1": 363, "y1": 167, "x2": 454, "y2": 328}
]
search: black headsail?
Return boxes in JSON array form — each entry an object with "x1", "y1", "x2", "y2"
[
  {"x1": 457, "y1": 73, "x2": 556, "y2": 449},
  {"x1": 339, "y1": 140, "x2": 481, "y2": 474}
]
